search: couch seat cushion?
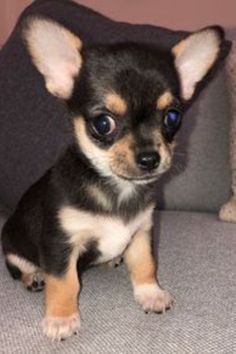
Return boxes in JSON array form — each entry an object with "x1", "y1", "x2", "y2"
[{"x1": 0, "y1": 211, "x2": 235, "y2": 353}]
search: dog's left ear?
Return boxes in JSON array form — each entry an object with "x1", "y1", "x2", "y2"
[
  {"x1": 172, "y1": 27, "x2": 223, "y2": 101},
  {"x1": 23, "y1": 17, "x2": 83, "y2": 99}
]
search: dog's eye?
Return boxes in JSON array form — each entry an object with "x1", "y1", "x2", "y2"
[
  {"x1": 163, "y1": 109, "x2": 181, "y2": 128},
  {"x1": 92, "y1": 114, "x2": 116, "y2": 136}
]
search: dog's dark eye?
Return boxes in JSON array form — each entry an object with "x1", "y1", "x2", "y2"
[
  {"x1": 163, "y1": 109, "x2": 182, "y2": 128},
  {"x1": 92, "y1": 114, "x2": 116, "y2": 136}
]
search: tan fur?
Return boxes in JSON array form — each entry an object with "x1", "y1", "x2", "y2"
[
  {"x1": 153, "y1": 130, "x2": 174, "y2": 173},
  {"x1": 74, "y1": 117, "x2": 136, "y2": 198},
  {"x1": 105, "y1": 92, "x2": 127, "y2": 115},
  {"x1": 158, "y1": 141, "x2": 172, "y2": 172},
  {"x1": 45, "y1": 257, "x2": 79, "y2": 318},
  {"x1": 108, "y1": 133, "x2": 137, "y2": 177},
  {"x1": 74, "y1": 117, "x2": 137, "y2": 179},
  {"x1": 74, "y1": 117, "x2": 113, "y2": 178},
  {"x1": 124, "y1": 227, "x2": 174, "y2": 313},
  {"x1": 88, "y1": 184, "x2": 112, "y2": 210},
  {"x1": 73, "y1": 116, "x2": 93, "y2": 151},
  {"x1": 124, "y1": 228, "x2": 156, "y2": 286},
  {"x1": 172, "y1": 40, "x2": 186, "y2": 58},
  {"x1": 156, "y1": 91, "x2": 173, "y2": 110},
  {"x1": 60, "y1": 27, "x2": 82, "y2": 52},
  {"x1": 74, "y1": 116, "x2": 173, "y2": 180}
]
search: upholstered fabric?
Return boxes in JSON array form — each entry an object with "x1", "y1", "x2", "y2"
[
  {"x1": 1, "y1": 210, "x2": 236, "y2": 353},
  {"x1": 155, "y1": 70, "x2": 231, "y2": 212}
]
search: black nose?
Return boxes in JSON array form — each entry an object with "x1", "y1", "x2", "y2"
[{"x1": 137, "y1": 151, "x2": 160, "y2": 171}]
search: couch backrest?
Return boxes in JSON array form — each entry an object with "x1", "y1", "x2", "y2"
[{"x1": 156, "y1": 70, "x2": 231, "y2": 212}]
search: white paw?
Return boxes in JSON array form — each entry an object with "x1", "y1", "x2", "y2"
[
  {"x1": 134, "y1": 283, "x2": 174, "y2": 313},
  {"x1": 219, "y1": 198, "x2": 236, "y2": 223},
  {"x1": 42, "y1": 313, "x2": 80, "y2": 340}
]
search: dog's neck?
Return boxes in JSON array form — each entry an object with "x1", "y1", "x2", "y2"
[{"x1": 54, "y1": 145, "x2": 157, "y2": 221}]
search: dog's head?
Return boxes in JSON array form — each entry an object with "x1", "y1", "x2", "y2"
[{"x1": 24, "y1": 18, "x2": 224, "y2": 184}]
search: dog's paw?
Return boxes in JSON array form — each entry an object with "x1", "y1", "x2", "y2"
[
  {"x1": 134, "y1": 283, "x2": 174, "y2": 313},
  {"x1": 23, "y1": 271, "x2": 45, "y2": 292},
  {"x1": 42, "y1": 313, "x2": 80, "y2": 341}
]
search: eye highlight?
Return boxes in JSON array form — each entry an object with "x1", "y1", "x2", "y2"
[
  {"x1": 162, "y1": 108, "x2": 183, "y2": 142},
  {"x1": 163, "y1": 109, "x2": 182, "y2": 129},
  {"x1": 92, "y1": 114, "x2": 116, "y2": 136}
]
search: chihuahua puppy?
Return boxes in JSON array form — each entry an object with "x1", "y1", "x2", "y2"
[{"x1": 1, "y1": 17, "x2": 225, "y2": 340}]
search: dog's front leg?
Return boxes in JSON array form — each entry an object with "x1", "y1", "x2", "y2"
[
  {"x1": 124, "y1": 227, "x2": 174, "y2": 313},
  {"x1": 42, "y1": 257, "x2": 80, "y2": 340}
]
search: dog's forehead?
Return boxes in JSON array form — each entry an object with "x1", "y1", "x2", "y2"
[
  {"x1": 84, "y1": 44, "x2": 178, "y2": 114},
  {"x1": 103, "y1": 90, "x2": 174, "y2": 117}
]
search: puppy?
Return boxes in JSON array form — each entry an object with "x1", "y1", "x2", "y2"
[{"x1": 1, "y1": 17, "x2": 225, "y2": 340}]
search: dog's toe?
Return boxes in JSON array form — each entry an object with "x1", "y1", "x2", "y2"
[
  {"x1": 42, "y1": 313, "x2": 81, "y2": 341},
  {"x1": 134, "y1": 283, "x2": 175, "y2": 313},
  {"x1": 23, "y1": 272, "x2": 45, "y2": 292}
]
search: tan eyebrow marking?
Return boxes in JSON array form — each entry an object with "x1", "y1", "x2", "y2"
[
  {"x1": 105, "y1": 92, "x2": 127, "y2": 115},
  {"x1": 156, "y1": 91, "x2": 173, "y2": 110}
]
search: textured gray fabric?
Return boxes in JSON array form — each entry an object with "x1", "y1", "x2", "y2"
[
  {"x1": 1, "y1": 210, "x2": 236, "y2": 354},
  {"x1": 156, "y1": 69, "x2": 231, "y2": 212}
]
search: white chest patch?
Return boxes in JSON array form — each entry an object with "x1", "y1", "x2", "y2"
[{"x1": 58, "y1": 206, "x2": 153, "y2": 264}]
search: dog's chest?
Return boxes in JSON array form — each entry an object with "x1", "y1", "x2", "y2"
[{"x1": 59, "y1": 206, "x2": 153, "y2": 264}]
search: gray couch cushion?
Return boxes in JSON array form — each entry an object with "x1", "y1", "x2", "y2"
[
  {"x1": 1, "y1": 211, "x2": 235, "y2": 353},
  {"x1": 156, "y1": 70, "x2": 231, "y2": 212}
]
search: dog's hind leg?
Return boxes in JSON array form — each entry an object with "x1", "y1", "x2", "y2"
[
  {"x1": 22, "y1": 271, "x2": 45, "y2": 292},
  {"x1": 6, "y1": 254, "x2": 45, "y2": 292}
]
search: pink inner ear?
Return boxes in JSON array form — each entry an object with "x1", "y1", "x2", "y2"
[
  {"x1": 46, "y1": 76, "x2": 74, "y2": 99},
  {"x1": 173, "y1": 29, "x2": 220, "y2": 100},
  {"x1": 45, "y1": 56, "x2": 82, "y2": 99},
  {"x1": 24, "y1": 17, "x2": 82, "y2": 99}
]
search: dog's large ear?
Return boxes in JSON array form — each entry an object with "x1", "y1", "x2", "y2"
[
  {"x1": 172, "y1": 27, "x2": 223, "y2": 101},
  {"x1": 23, "y1": 17, "x2": 82, "y2": 99}
]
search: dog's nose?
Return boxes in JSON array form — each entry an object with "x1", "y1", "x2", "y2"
[{"x1": 137, "y1": 151, "x2": 160, "y2": 171}]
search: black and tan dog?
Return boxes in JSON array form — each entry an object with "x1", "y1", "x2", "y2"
[{"x1": 1, "y1": 17, "x2": 226, "y2": 340}]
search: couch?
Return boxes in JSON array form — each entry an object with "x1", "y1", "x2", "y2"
[{"x1": 0, "y1": 1, "x2": 235, "y2": 353}]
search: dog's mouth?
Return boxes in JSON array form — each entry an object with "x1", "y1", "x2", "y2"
[
  {"x1": 115, "y1": 173, "x2": 159, "y2": 184},
  {"x1": 108, "y1": 157, "x2": 172, "y2": 185},
  {"x1": 110, "y1": 162, "x2": 172, "y2": 184}
]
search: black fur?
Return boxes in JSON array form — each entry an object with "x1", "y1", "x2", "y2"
[
  {"x1": 69, "y1": 43, "x2": 183, "y2": 145},
  {"x1": 5, "y1": 261, "x2": 22, "y2": 280},
  {"x1": 77, "y1": 240, "x2": 101, "y2": 275},
  {"x1": 2, "y1": 143, "x2": 156, "y2": 277},
  {"x1": 1, "y1": 28, "x2": 224, "y2": 280}
]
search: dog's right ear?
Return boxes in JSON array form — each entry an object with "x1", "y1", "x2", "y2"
[
  {"x1": 23, "y1": 17, "x2": 82, "y2": 99},
  {"x1": 172, "y1": 27, "x2": 223, "y2": 101}
]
